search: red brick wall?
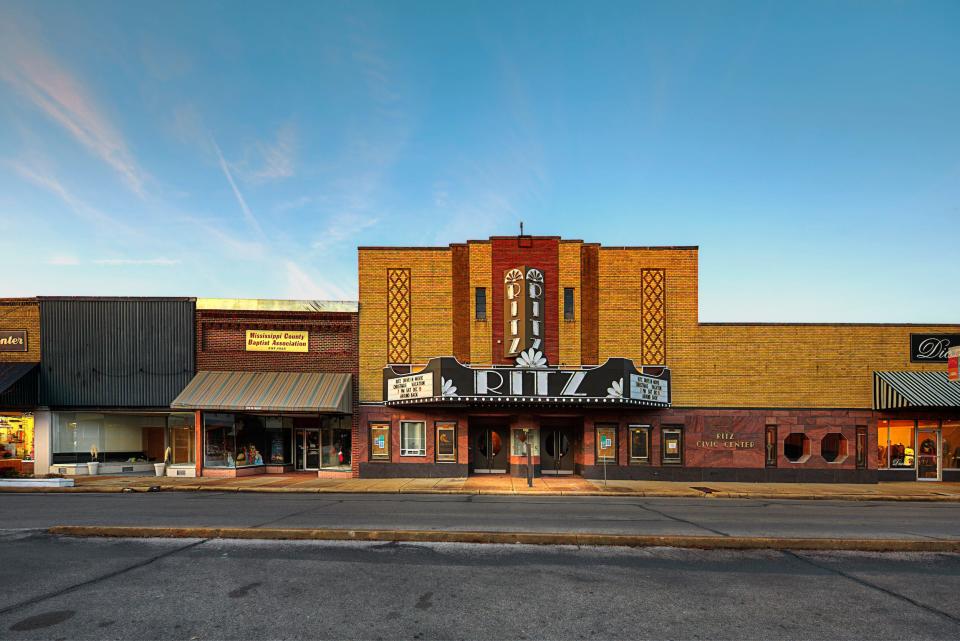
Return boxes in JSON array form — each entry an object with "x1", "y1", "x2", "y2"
[
  {"x1": 490, "y1": 237, "x2": 560, "y2": 365},
  {"x1": 196, "y1": 309, "x2": 360, "y2": 476}
]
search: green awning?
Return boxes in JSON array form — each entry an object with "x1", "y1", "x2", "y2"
[{"x1": 171, "y1": 371, "x2": 352, "y2": 413}]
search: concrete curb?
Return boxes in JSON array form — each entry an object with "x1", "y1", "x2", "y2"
[
  {"x1": 3, "y1": 486, "x2": 960, "y2": 501},
  {"x1": 47, "y1": 525, "x2": 960, "y2": 552}
]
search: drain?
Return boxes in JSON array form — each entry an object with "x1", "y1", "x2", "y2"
[{"x1": 690, "y1": 486, "x2": 717, "y2": 494}]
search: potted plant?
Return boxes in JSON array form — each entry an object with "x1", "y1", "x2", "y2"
[
  {"x1": 86, "y1": 446, "x2": 99, "y2": 476},
  {"x1": 154, "y1": 447, "x2": 170, "y2": 477}
]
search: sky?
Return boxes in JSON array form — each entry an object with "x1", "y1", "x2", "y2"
[{"x1": 1, "y1": 0, "x2": 958, "y2": 322}]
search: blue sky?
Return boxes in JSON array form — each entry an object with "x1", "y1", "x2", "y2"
[{"x1": 1, "y1": 1, "x2": 957, "y2": 321}]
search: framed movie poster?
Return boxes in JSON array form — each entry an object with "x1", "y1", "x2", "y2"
[
  {"x1": 370, "y1": 423, "x2": 390, "y2": 461},
  {"x1": 595, "y1": 425, "x2": 617, "y2": 463},
  {"x1": 435, "y1": 422, "x2": 456, "y2": 462}
]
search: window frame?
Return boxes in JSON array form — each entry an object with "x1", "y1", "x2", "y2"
[
  {"x1": 563, "y1": 287, "x2": 575, "y2": 321},
  {"x1": 475, "y1": 287, "x2": 487, "y2": 321},
  {"x1": 764, "y1": 425, "x2": 777, "y2": 468},
  {"x1": 628, "y1": 425, "x2": 650, "y2": 464},
  {"x1": 855, "y1": 426, "x2": 867, "y2": 469},
  {"x1": 661, "y1": 426, "x2": 684, "y2": 466},
  {"x1": 400, "y1": 421, "x2": 426, "y2": 457},
  {"x1": 595, "y1": 424, "x2": 618, "y2": 464},
  {"x1": 435, "y1": 421, "x2": 457, "y2": 463},
  {"x1": 369, "y1": 422, "x2": 391, "y2": 461}
]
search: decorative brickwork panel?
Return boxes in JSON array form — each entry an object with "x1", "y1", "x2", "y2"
[
  {"x1": 641, "y1": 268, "x2": 666, "y2": 365},
  {"x1": 387, "y1": 268, "x2": 411, "y2": 363}
]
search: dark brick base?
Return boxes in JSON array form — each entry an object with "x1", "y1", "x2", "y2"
[
  {"x1": 580, "y1": 465, "x2": 878, "y2": 484},
  {"x1": 360, "y1": 462, "x2": 468, "y2": 478}
]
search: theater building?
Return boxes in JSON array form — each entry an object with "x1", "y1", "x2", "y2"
[
  {"x1": 171, "y1": 299, "x2": 357, "y2": 478},
  {"x1": 357, "y1": 235, "x2": 960, "y2": 482}
]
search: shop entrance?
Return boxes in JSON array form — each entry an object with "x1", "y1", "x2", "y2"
[
  {"x1": 917, "y1": 427, "x2": 941, "y2": 481},
  {"x1": 541, "y1": 427, "x2": 575, "y2": 475},
  {"x1": 470, "y1": 426, "x2": 508, "y2": 474},
  {"x1": 295, "y1": 428, "x2": 321, "y2": 471}
]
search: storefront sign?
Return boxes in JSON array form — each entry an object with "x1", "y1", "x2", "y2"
[
  {"x1": 695, "y1": 432, "x2": 757, "y2": 449},
  {"x1": 245, "y1": 330, "x2": 308, "y2": 352},
  {"x1": 383, "y1": 357, "x2": 671, "y2": 407},
  {"x1": 948, "y1": 346, "x2": 959, "y2": 382},
  {"x1": 0, "y1": 330, "x2": 27, "y2": 352},
  {"x1": 387, "y1": 372, "x2": 434, "y2": 401},
  {"x1": 910, "y1": 334, "x2": 960, "y2": 363}
]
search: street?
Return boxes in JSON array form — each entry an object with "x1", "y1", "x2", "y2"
[
  {"x1": 1, "y1": 492, "x2": 959, "y2": 539},
  {"x1": 1, "y1": 531, "x2": 959, "y2": 640}
]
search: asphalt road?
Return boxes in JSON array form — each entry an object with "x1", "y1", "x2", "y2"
[
  {"x1": 1, "y1": 492, "x2": 960, "y2": 539},
  {"x1": 1, "y1": 531, "x2": 959, "y2": 640}
]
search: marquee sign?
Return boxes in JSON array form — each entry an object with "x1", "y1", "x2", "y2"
[
  {"x1": 383, "y1": 355, "x2": 671, "y2": 407},
  {"x1": 910, "y1": 334, "x2": 960, "y2": 363}
]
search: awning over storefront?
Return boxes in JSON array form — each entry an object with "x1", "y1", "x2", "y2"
[
  {"x1": 873, "y1": 371, "x2": 960, "y2": 410},
  {"x1": 171, "y1": 371, "x2": 352, "y2": 413},
  {"x1": 0, "y1": 363, "x2": 38, "y2": 408}
]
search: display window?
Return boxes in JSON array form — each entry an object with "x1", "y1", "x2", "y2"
[
  {"x1": 943, "y1": 421, "x2": 960, "y2": 470},
  {"x1": 435, "y1": 422, "x2": 457, "y2": 462},
  {"x1": 878, "y1": 419, "x2": 915, "y2": 469},
  {"x1": 628, "y1": 426, "x2": 649, "y2": 463},
  {"x1": 595, "y1": 425, "x2": 617, "y2": 463},
  {"x1": 661, "y1": 426, "x2": 683, "y2": 465},
  {"x1": 52, "y1": 412, "x2": 180, "y2": 464},
  {"x1": 400, "y1": 421, "x2": 426, "y2": 456},
  {"x1": 0, "y1": 413, "x2": 34, "y2": 462},
  {"x1": 370, "y1": 423, "x2": 391, "y2": 460}
]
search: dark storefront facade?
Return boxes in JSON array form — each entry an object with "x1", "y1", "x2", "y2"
[
  {"x1": 39, "y1": 297, "x2": 196, "y2": 476},
  {"x1": 0, "y1": 299, "x2": 40, "y2": 477},
  {"x1": 356, "y1": 235, "x2": 960, "y2": 483},
  {"x1": 171, "y1": 300, "x2": 358, "y2": 477}
]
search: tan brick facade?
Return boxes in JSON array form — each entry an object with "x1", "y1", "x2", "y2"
[
  {"x1": 359, "y1": 237, "x2": 960, "y2": 409},
  {"x1": 0, "y1": 299, "x2": 40, "y2": 363}
]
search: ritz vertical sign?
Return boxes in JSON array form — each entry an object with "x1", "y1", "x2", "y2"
[{"x1": 503, "y1": 267, "x2": 545, "y2": 359}]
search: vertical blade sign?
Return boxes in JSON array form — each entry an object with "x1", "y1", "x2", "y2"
[{"x1": 503, "y1": 266, "x2": 545, "y2": 359}]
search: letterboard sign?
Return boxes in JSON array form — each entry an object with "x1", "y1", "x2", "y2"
[{"x1": 910, "y1": 334, "x2": 960, "y2": 363}]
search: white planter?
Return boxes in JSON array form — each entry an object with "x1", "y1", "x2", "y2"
[
  {"x1": 154, "y1": 463, "x2": 166, "y2": 477},
  {"x1": 86, "y1": 462, "x2": 99, "y2": 476}
]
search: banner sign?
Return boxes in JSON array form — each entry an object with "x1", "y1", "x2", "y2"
[
  {"x1": 245, "y1": 330, "x2": 308, "y2": 353},
  {"x1": 949, "y1": 346, "x2": 959, "y2": 382},
  {"x1": 910, "y1": 334, "x2": 960, "y2": 363},
  {"x1": 0, "y1": 330, "x2": 27, "y2": 352},
  {"x1": 383, "y1": 357, "x2": 670, "y2": 407}
]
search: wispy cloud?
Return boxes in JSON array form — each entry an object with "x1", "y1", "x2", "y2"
[
  {"x1": 212, "y1": 139, "x2": 265, "y2": 238},
  {"x1": 0, "y1": 20, "x2": 146, "y2": 196},
  {"x1": 48, "y1": 255, "x2": 80, "y2": 266},
  {"x1": 246, "y1": 123, "x2": 297, "y2": 182},
  {"x1": 93, "y1": 258, "x2": 180, "y2": 266},
  {"x1": 284, "y1": 260, "x2": 349, "y2": 300},
  {"x1": 10, "y1": 161, "x2": 125, "y2": 230},
  {"x1": 312, "y1": 211, "x2": 380, "y2": 252}
]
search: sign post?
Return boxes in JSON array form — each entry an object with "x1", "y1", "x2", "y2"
[{"x1": 520, "y1": 429, "x2": 532, "y2": 488}]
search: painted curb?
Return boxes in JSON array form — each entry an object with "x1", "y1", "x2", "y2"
[{"x1": 46, "y1": 525, "x2": 960, "y2": 552}]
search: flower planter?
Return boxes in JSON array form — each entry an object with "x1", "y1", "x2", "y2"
[
  {"x1": 154, "y1": 463, "x2": 166, "y2": 477},
  {"x1": 86, "y1": 462, "x2": 99, "y2": 476}
]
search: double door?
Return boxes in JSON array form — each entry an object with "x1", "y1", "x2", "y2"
[
  {"x1": 471, "y1": 427, "x2": 508, "y2": 474},
  {"x1": 917, "y1": 427, "x2": 941, "y2": 481},
  {"x1": 295, "y1": 428, "x2": 321, "y2": 471},
  {"x1": 541, "y1": 428, "x2": 575, "y2": 475},
  {"x1": 295, "y1": 427, "x2": 352, "y2": 471}
]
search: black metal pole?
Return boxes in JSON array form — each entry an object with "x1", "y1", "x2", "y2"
[{"x1": 526, "y1": 440, "x2": 533, "y2": 487}]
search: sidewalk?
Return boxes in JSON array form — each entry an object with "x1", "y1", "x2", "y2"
[{"x1": 10, "y1": 473, "x2": 960, "y2": 501}]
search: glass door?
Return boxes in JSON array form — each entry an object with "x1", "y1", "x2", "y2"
[
  {"x1": 294, "y1": 428, "x2": 320, "y2": 471},
  {"x1": 917, "y1": 426, "x2": 940, "y2": 481}
]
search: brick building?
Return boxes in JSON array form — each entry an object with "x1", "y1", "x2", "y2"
[
  {"x1": 0, "y1": 298, "x2": 40, "y2": 476},
  {"x1": 357, "y1": 235, "x2": 960, "y2": 482},
  {"x1": 171, "y1": 299, "x2": 358, "y2": 477}
]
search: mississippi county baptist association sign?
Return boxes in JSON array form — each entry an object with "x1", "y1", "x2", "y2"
[{"x1": 384, "y1": 263, "x2": 670, "y2": 407}]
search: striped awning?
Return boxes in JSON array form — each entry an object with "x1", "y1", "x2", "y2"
[
  {"x1": 873, "y1": 371, "x2": 960, "y2": 410},
  {"x1": 171, "y1": 371, "x2": 352, "y2": 413}
]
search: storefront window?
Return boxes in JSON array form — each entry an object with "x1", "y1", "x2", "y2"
[
  {"x1": 878, "y1": 419, "x2": 915, "y2": 469},
  {"x1": 400, "y1": 421, "x2": 426, "y2": 456},
  {"x1": 820, "y1": 433, "x2": 848, "y2": 463},
  {"x1": 629, "y1": 426, "x2": 649, "y2": 463},
  {"x1": 943, "y1": 421, "x2": 960, "y2": 471},
  {"x1": 370, "y1": 423, "x2": 391, "y2": 460},
  {"x1": 783, "y1": 433, "x2": 809, "y2": 463},
  {"x1": 204, "y1": 413, "x2": 236, "y2": 467},
  {"x1": 435, "y1": 422, "x2": 457, "y2": 462},
  {"x1": 204, "y1": 413, "x2": 300, "y2": 468},
  {"x1": 321, "y1": 416, "x2": 351, "y2": 470},
  {"x1": 662, "y1": 426, "x2": 683, "y2": 465},
  {"x1": 595, "y1": 425, "x2": 617, "y2": 463},
  {"x1": 53, "y1": 412, "x2": 169, "y2": 463},
  {"x1": 0, "y1": 413, "x2": 34, "y2": 461},
  {"x1": 167, "y1": 413, "x2": 195, "y2": 465}
]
